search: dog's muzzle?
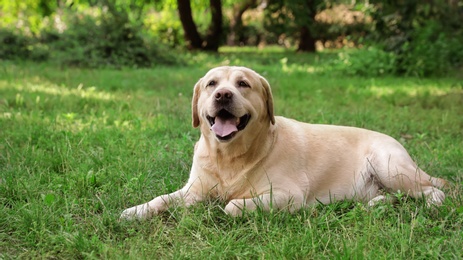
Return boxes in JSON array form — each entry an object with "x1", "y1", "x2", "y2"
[{"x1": 207, "y1": 110, "x2": 251, "y2": 141}]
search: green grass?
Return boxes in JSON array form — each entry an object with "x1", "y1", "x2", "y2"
[{"x1": 1, "y1": 47, "x2": 462, "y2": 259}]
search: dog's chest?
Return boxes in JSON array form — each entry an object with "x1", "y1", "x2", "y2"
[{"x1": 196, "y1": 155, "x2": 261, "y2": 200}]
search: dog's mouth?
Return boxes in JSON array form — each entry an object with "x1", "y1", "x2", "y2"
[{"x1": 206, "y1": 110, "x2": 251, "y2": 141}]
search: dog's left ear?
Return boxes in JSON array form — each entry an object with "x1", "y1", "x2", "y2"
[
  {"x1": 260, "y1": 76, "x2": 275, "y2": 125},
  {"x1": 192, "y1": 78, "x2": 202, "y2": 128}
]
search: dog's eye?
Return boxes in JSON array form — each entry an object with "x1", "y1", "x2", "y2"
[
  {"x1": 207, "y1": 80, "x2": 216, "y2": 87},
  {"x1": 238, "y1": 81, "x2": 250, "y2": 88}
]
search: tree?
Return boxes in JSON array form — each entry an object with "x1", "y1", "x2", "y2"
[
  {"x1": 295, "y1": 1, "x2": 319, "y2": 52},
  {"x1": 177, "y1": 0, "x2": 223, "y2": 51},
  {"x1": 227, "y1": 0, "x2": 258, "y2": 46},
  {"x1": 264, "y1": 0, "x2": 326, "y2": 52}
]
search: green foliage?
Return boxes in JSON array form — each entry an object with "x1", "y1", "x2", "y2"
[
  {"x1": 147, "y1": 9, "x2": 184, "y2": 47},
  {"x1": 263, "y1": 1, "x2": 371, "y2": 47},
  {"x1": 0, "y1": 0, "x2": 57, "y2": 34},
  {"x1": 0, "y1": 29, "x2": 49, "y2": 62},
  {"x1": 0, "y1": 1, "x2": 181, "y2": 68},
  {"x1": 370, "y1": 0, "x2": 463, "y2": 76},
  {"x1": 398, "y1": 21, "x2": 463, "y2": 77},
  {"x1": 264, "y1": 0, "x2": 318, "y2": 32},
  {"x1": 48, "y1": 10, "x2": 180, "y2": 68},
  {"x1": 328, "y1": 46, "x2": 397, "y2": 76},
  {"x1": 1, "y1": 0, "x2": 462, "y2": 75},
  {"x1": 263, "y1": 0, "x2": 325, "y2": 45},
  {"x1": 0, "y1": 29, "x2": 33, "y2": 60},
  {"x1": 236, "y1": 23, "x2": 264, "y2": 46}
]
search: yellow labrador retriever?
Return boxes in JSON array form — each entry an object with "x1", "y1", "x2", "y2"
[{"x1": 121, "y1": 66, "x2": 446, "y2": 219}]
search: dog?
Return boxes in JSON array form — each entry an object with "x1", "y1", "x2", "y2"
[{"x1": 120, "y1": 66, "x2": 446, "y2": 220}]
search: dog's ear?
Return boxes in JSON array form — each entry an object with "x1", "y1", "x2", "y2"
[
  {"x1": 260, "y1": 76, "x2": 275, "y2": 125},
  {"x1": 192, "y1": 78, "x2": 202, "y2": 128}
]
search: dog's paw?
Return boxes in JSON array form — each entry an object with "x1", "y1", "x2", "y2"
[
  {"x1": 119, "y1": 205, "x2": 150, "y2": 221},
  {"x1": 367, "y1": 195, "x2": 389, "y2": 207},
  {"x1": 119, "y1": 207, "x2": 139, "y2": 221},
  {"x1": 224, "y1": 202, "x2": 245, "y2": 217},
  {"x1": 426, "y1": 188, "x2": 445, "y2": 207}
]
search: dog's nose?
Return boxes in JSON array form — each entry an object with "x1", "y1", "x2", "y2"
[{"x1": 215, "y1": 89, "x2": 233, "y2": 103}]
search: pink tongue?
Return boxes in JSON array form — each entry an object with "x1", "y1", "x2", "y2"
[{"x1": 211, "y1": 117, "x2": 238, "y2": 137}]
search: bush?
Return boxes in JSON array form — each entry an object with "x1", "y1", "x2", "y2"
[
  {"x1": 369, "y1": 0, "x2": 463, "y2": 76},
  {"x1": 329, "y1": 46, "x2": 397, "y2": 76},
  {"x1": 0, "y1": 9, "x2": 181, "y2": 68},
  {"x1": 0, "y1": 29, "x2": 29, "y2": 59},
  {"x1": 0, "y1": 29, "x2": 48, "y2": 61},
  {"x1": 48, "y1": 12, "x2": 181, "y2": 68},
  {"x1": 398, "y1": 22, "x2": 463, "y2": 77}
]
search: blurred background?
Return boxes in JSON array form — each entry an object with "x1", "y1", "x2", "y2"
[{"x1": 1, "y1": 0, "x2": 462, "y2": 76}]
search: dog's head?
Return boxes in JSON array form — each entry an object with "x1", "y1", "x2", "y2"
[{"x1": 192, "y1": 66, "x2": 275, "y2": 142}]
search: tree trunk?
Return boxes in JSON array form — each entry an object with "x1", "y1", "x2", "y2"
[
  {"x1": 227, "y1": 0, "x2": 257, "y2": 46},
  {"x1": 203, "y1": 0, "x2": 223, "y2": 51},
  {"x1": 297, "y1": 26, "x2": 316, "y2": 52},
  {"x1": 177, "y1": 0, "x2": 203, "y2": 49},
  {"x1": 297, "y1": 0, "x2": 317, "y2": 52},
  {"x1": 177, "y1": 0, "x2": 223, "y2": 51}
]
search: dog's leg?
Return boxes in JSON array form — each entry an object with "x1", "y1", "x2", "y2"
[
  {"x1": 120, "y1": 189, "x2": 200, "y2": 220},
  {"x1": 372, "y1": 148, "x2": 446, "y2": 207},
  {"x1": 224, "y1": 192, "x2": 303, "y2": 217},
  {"x1": 389, "y1": 167, "x2": 445, "y2": 206}
]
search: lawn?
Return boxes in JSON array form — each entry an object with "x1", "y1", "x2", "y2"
[{"x1": 1, "y1": 47, "x2": 462, "y2": 259}]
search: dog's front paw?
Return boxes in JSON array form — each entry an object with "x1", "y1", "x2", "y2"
[
  {"x1": 120, "y1": 204, "x2": 151, "y2": 221},
  {"x1": 225, "y1": 199, "x2": 256, "y2": 217}
]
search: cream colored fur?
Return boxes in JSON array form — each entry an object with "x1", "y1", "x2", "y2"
[{"x1": 121, "y1": 66, "x2": 446, "y2": 220}]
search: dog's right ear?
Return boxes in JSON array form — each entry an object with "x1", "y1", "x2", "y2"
[{"x1": 192, "y1": 78, "x2": 202, "y2": 128}]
